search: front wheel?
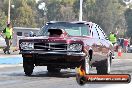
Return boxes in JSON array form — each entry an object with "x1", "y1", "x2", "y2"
[{"x1": 23, "y1": 60, "x2": 34, "y2": 76}]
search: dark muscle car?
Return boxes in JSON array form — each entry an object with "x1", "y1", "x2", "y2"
[{"x1": 19, "y1": 21, "x2": 113, "y2": 76}]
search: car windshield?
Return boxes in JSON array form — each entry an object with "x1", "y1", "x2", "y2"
[{"x1": 38, "y1": 22, "x2": 90, "y2": 36}]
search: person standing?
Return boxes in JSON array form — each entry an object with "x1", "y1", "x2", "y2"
[
  {"x1": 109, "y1": 32, "x2": 117, "y2": 45},
  {"x1": 3, "y1": 24, "x2": 13, "y2": 54},
  {"x1": 124, "y1": 37, "x2": 129, "y2": 53},
  {"x1": 120, "y1": 37, "x2": 124, "y2": 49},
  {"x1": 29, "y1": 31, "x2": 34, "y2": 37},
  {"x1": 109, "y1": 32, "x2": 117, "y2": 59}
]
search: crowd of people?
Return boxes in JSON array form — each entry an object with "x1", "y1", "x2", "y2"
[
  {"x1": 117, "y1": 37, "x2": 130, "y2": 53},
  {"x1": 109, "y1": 32, "x2": 130, "y2": 53}
]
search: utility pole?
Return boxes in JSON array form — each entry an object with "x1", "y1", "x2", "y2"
[
  {"x1": 79, "y1": 0, "x2": 83, "y2": 21},
  {"x1": 7, "y1": 0, "x2": 11, "y2": 24}
]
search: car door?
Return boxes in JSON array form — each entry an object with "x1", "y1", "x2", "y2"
[{"x1": 91, "y1": 24, "x2": 103, "y2": 60}]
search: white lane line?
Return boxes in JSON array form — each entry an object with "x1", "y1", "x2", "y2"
[{"x1": 0, "y1": 64, "x2": 22, "y2": 68}]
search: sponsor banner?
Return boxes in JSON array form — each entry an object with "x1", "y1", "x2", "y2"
[{"x1": 76, "y1": 74, "x2": 131, "y2": 85}]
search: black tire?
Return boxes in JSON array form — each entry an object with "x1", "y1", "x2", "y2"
[
  {"x1": 23, "y1": 60, "x2": 34, "y2": 76},
  {"x1": 76, "y1": 74, "x2": 86, "y2": 85},
  {"x1": 47, "y1": 66, "x2": 61, "y2": 73},
  {"x1": 96, "y1": 56, "x2": 111, "y2": 75}
]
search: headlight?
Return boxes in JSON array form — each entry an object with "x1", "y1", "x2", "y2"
[
  {"x1": 20, "y1": 42, "x2": 34, "y2": 50},
  {"x1": 68, "y1": 44, "x2": 82, "y2": 51}
]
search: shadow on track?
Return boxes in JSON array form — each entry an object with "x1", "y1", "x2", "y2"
[
  {"x1": 3, "y1": 70, "x2": 76, "y2": 78},
  {"x1": 30, "y1": 71, "x2": 76, "y2": 78}
]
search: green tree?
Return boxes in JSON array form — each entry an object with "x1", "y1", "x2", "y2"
[
  {"x1": 59, "y1": 0, "x2": 76, "y2": 21},
  {"x1": 125, "y1": 8, "x2": 132, "y2": 38},
  {"x1": 73, "y1": 0, "x2": 126, "y2": 34},
  {"x1": 47, "y1": 0, "x2": 62, "y2": 21},
  {"x1": 0, "y1": 0, "x2": 6, "y2": 31},
  {"x1": 3, "y1": 0, "x2": 37, "y2": 27},
  {"x1": 0, "y1": 11, "x2": 7, "y2": 31},
  {"x1": 0, "y1": 0, "x2": 128, "y2": 33},
  {"x1": 14, "y1": 0, "x2": 36, "y2": 27}
]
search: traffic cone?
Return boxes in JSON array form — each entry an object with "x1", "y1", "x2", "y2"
[{"x1": 118, "y1": 46, "x2": 122, "y2": 57}]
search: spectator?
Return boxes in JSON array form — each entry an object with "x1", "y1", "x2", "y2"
[
  {"x1": 124, "y1": 37, "x2": 129, "y2": 53},
  {"x1": 120, "y1": 37, "x2": 124, "y2": 49},
  {"x1": 2, "y1": 24, "x2": 13, "y2": 54},
  {"x1": 109, "y1": 32, "x2": 117, "y2": 45},
  {"x1": 29, "y1": 31, "x2": 34, "y2": 37}
]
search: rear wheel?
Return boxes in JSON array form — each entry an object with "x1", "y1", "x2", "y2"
[
  {"x1": 47, "y1": 66, "x2": 61, "y2": 73},
  {"x1": 23, "y1": 58, "x2": 34, "y2": 76},
  {"x1": 96, "y1": 55, "x2": 111, "y2": 74}
]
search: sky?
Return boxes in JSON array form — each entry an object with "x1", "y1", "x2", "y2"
[
  {"x1": 35, "y1": 0, "x2": 46, "y2": 10},
  {"x1": 35, "y1": 0, "x2": 40, "y2": 3},
  {"x1": 38, "y1": 2, "x2": 46, "y2": 9}
]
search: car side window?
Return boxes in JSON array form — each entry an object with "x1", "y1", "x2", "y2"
[
  {"x1": 96, "y1": 25, "x2": 105, "y2": 39},
  {"x1": 91, "y1": 25, "x2": 99, "y2": 39}
]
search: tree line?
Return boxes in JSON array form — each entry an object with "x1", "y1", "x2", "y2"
[{"x1": 0, "y1": 0, "x2": 132, "y2": 37}]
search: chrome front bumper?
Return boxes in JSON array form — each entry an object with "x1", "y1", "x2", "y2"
[{"x1": 20, "y1": 50, "x2": 86, "y2": 57}]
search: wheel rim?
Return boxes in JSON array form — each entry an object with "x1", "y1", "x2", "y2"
[
  {"x1": 85, "y1": 56, "x2": 90, "y2": 74},
  {"x1": 107, "y1": 56, "x2": 111, "y2": 74}
]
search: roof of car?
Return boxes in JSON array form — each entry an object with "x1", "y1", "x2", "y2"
[
  {"x1": 13, "y1": 27, "x2": 40, "y2": 30},
  {"x1": 47, "y1": 21, "x2": 92, "y2": 25}
]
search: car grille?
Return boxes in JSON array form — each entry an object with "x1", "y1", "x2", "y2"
[{"x1": 34, "y1": 43, "x2": 67, "y2": 51}]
